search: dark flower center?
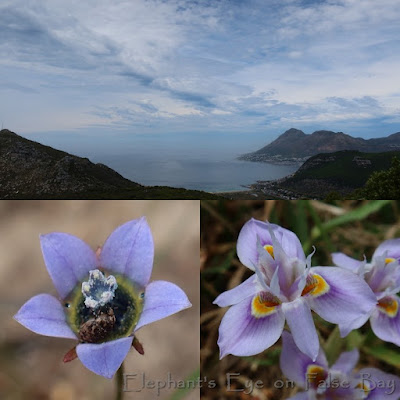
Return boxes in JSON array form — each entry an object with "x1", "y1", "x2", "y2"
[{"x1": 65, "y1": 270, "x2": 144, "y2": 343}]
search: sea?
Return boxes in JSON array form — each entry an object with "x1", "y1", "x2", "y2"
[
  {"x1": 92, "y1": 153, "x2": 298, "y2": 193},
  {"x1": 27, "y1": 131, "x2": 299, "y2": 193}
]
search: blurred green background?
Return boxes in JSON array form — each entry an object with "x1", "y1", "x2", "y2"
[
  {"x1": 0, "y1": 200, "x2": 199, "y2": 400},
  {"x1": 201, "y1": 200, "x2": 400, "y2": 400}
]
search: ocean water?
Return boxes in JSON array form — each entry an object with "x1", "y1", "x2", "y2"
[
  {"x1": 93, "y1": 154, "x2": 298, "y2": 192},
  {"x1": 26, "y1": 130, "x2": 299, "y2": 192}
]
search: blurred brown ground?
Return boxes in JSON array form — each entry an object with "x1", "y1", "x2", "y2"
[{"x1": 0, "y1": 200, "x2": 199, "y2": 400}]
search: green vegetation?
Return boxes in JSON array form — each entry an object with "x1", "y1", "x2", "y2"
[
  {"x1": 292, "y1": 150, "x2": 400, "y2": 187},
  {"x1": 353, "y1": 157, "x2": 400, "y2": 199}
]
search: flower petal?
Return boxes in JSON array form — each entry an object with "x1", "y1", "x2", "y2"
[
  {"x1": 357, "y1": 368, "x2": 400, "y2": 400},
  {"x1": 280, "y1": 330, "x2": 328, "y2": 387},
  {"x1": 134, "y1": 281, "x2": 191, "y2": 331},
  {"x1": 331, "y1": 349, "x2": 359, "y2": 375},
  {"x1": 213, "y1": 275, "x2": 258, "y2": 307},
  {"x1": 237, "y1": 218, "x2": 305, "y2": 271},
  {"x1": 76, "y1": 337, "x2": 133, "y2": 379},
  {"x1": 369, "y1": 297, "x2": 400, "y2": 346},
  {"x1": 100, "y1": 217, "x2": 154, "y2": 288},
  {"x1": 282, "y1": 297, "x2": 319, "y2": 361},
  {"x1": 339, "y1": 313, "x2": 371, "y2": 338},
  {"x1": 373, "y1": 238, "x2": 400, "y2": 261},
  {"x1": 306, "y1": 267, "x2": 376, "y2": 334},
  {"x1": 331, "y1": 252, "x2": 363, "y2": 274},
  {"x1": 217, "y1": 295, "x2": 285, "y2": 358},
  {"x1": 40, "y1": 233, "x2": 97, "y2": 299},
  {"x1": 14, "y1": 294, "x2": 77, "y2": 339}
]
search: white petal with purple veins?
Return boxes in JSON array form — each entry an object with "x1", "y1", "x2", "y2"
[
  {"x1": 331, "y1": 349, "x2": 359, "y2": 375},
  {"x1": 213, "y1": 274, "x2": 258, "y2": 307},
  {"x1": 280, "y1": 330, "x2": 328, "y2": 387},
  {"x1": 282, "y1": 297, "x2": 319, "y2": 361},
  {"x1": 370, "y1": 296, "x2": 400, "y2": 346},
  {"x1": 217, "y1": 295, "x2": 285, "y2": 358},
  {"x1": 306, "y1": 267, "x2": 376, "y2": 332}
]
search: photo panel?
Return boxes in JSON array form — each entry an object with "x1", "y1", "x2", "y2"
[
  {"x1": 201, "y1": 200, "x2": 400, "y2": 400},
  {"x1": 2, "y1": 200, "x2": 199, "y2": 400}
]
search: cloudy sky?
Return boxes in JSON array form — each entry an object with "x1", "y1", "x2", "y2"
[{"x1": 1, "y1": 0, "x2": 400, "y2": 155}]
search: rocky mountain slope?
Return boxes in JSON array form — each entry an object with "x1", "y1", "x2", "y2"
[
  {"x1": 240, "y1": 128, "x2": 400, "y2": 162},
  {"x1": 0, "y1": 129, "x2": 215, "y2": 199}
]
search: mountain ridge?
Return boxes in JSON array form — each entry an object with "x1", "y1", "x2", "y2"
[
  {"x1": 240, "y1": 128, "x2": 400, "y2": 163},
  {"x1": 0, "y1": 129, "x2": 216, "y2": 199}
]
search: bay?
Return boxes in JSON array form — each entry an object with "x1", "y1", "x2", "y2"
[
  {"x1": 27, "y1": 131, "x2": 300, "y2": 192},
  {"x1": 92, "y1": 154, "x2": 298, "y2": 192}
]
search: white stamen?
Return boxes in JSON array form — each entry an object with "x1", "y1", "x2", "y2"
[
  {"x1": 82, "y1": 282, "x2": 91, "y2": 294},
  {"x1": 84, "y1": 297, "x2": 98, "y2": 309},
  {"x1": 81, "y1": 269, "x2": 118, "y2": 309}
]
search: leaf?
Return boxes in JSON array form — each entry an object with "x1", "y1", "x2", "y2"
[
  {"x1": 202, "y1": 249, "x2": 236, "y2": 275},
  {"x1": 363, "y1": 345, "x2": 400, "y2": 368},
  {"x1": 317, "y1": 200, "x2": 391, "y2": 233},
  {"x1": 242, "y1": 347, "x2": 282, "y2": 366},
  {"x1": 304, "y1": 200, "x2": 392, "y2": 250},
  {"x1": 324, "y1": 326, "x2": 342, "y2": 365},
  {"x1": 345, "y1": 330, "x2": 365, "y2": 350}
]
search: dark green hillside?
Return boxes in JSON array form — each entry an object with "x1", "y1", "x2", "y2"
[
  {"x1": 276, "y1": 150, "x2": 400, "y2": 198},
  {"x1": 291, "y1": 150, "x2": 400, "y2": 187}
]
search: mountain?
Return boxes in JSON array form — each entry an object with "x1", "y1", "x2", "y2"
[
  {"x1": 239, "y1": 128, "x2": 400, "y2": 163},
  {"x1": 253, "y1": 150, "x2": 400, "y2": 199},
  {"x1": 0, "y1": 129, "x2": 216, "y2": 199}
]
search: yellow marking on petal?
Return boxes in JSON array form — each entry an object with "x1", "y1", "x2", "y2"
[
  {"x1": 251, "y1": 293, "x2": 280, "y2": 318},
  {"x1": 301, "y1": 273, "x2": 330, "y2": 298},
  {"x1": 385, "y1": 257, "x2": 396, "y2": 264},
  {"x1": 306, "y1": 364, "x2": 327, "y2": 389},
  {"x1": 263, "y1": 245, "x2": 274, "y2": 259},
  {"x1": 356, "y1": 380, "x2": 371, "y2": 396},
  {"x1": 378, "y1": 297, "x2": 398, "y2": 317}
]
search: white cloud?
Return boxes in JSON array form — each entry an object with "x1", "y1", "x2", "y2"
[{"x1": 1, "y1": 0, "x2": 400, "y2": 137}]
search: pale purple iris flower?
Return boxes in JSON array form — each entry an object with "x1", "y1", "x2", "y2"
[
  {"x1": 214, "y1": 219, "x2": 376, "y2": 361},
  {"x1": 280, "y1": 331, "x2": 400, "y2": 400},
  {"x1": 14, "y1": 217, "x2": 191, "y2": 378},
  {"x1": 332, "y1": 239, "x2": 400, "y2": 344}
]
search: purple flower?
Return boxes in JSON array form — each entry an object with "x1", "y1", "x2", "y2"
[
  {"x1": 280, "y1": 330, "x2": 400, "y2": 400},
  {"x1": 214, "y1": 219, "x2": 376, "y2": 360},
  {"x1": 14, "y1": 217, "x2": 191, "y2": 379},
  {"x1": 332, "y1": 239, "x2": 400, "y2": 344}
]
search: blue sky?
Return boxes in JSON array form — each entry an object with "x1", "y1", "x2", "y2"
[{"x1": 1, "y1": 0, "x2": 400, "y2": 155}]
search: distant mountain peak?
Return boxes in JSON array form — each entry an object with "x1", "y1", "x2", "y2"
[
  {"x1": 239, "y1": 128, "x2": 400, "y2": 162},
  {"x1": 282, "y1": 128, "x2": 305, "y2": 136}
]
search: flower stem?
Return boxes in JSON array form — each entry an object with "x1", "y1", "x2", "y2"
[{"x1": 116, "y1": 362, "x2": 124, "y2": 400}]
